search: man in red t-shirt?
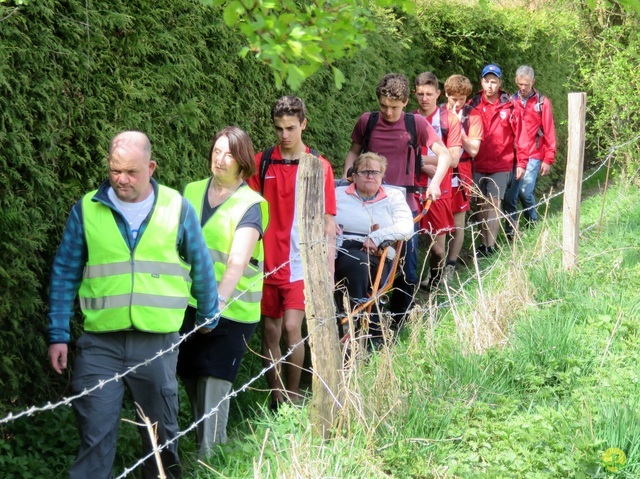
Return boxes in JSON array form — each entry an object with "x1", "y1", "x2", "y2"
[
  {"x1": 469, "y1": 64, "x2": 520, "y2": 257},
  {"x1": 343, "y1": 73, "x2": 452, "y2": 320},
  {"x1": 413, "y1": 72, "x2": 462, "y2": 291},
  {"x1": 443, "y1": 74, "x2": 483, "y2": 279},
  {"x1": 248, "y1": 96, "x2": 336, "y2": 410}
]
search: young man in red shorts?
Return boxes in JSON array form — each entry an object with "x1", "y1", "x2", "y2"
[
  {"x1": 248, "y1": 96, "x2": 336, "y2": 410},
  {"x1": 413, "y1": 72, "x2": 462, "y2": 291},
  {"x1": 443, "y1": 74, "x2": 484, "y2": 279}
]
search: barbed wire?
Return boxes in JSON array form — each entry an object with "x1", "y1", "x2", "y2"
[
  {"x1": 0, "y1": 239, "x2": 327, "y2": 426},
  {"x1": 2, "y1": 136, "x2": 636, "y2": 477}
]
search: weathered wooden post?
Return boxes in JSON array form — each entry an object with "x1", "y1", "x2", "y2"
[
  {"x1": 297, "y1": 152, "x2": 342, "y2": 438},
  {"x1": 563, "y1": 92, "x2": 587, "y2": 270}
]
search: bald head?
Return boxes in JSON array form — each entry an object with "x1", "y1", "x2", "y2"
[
  {"x1": 107, "y1": 131, "x2": 156, "y2": 203},
  {"x1": 109, "y1": 131, "x2": 152, "y2": 162}
]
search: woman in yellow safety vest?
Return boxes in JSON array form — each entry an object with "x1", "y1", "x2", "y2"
[{"x1": 178, "y1": 126, "x2": 269, "y2": 458}]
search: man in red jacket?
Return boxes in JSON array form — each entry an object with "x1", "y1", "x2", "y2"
[
  {"x1": 503, "y1": 65, "x2": 557, "y2": 235},
  {"x1": 469, "y1": 64, "x2": 520, "y2": 257}
]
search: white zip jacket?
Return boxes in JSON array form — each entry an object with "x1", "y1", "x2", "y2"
[{"x1": 335, "y1": 184, "x2": 413, "y2": 260}]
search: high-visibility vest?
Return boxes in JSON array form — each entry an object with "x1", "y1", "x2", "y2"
[
  {"x1": 184, "y1": 179, "x2": 268, "y2": 323},
  {"x1": 78, "y1": 186, "x2": 191, "y2": 333}
]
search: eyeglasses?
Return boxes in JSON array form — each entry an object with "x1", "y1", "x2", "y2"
[{"x1": 355, "y1": 170, "x2": 383, "y2": 178}]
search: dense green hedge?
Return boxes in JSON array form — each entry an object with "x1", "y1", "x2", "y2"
[{"x1": 0, "y1": 0, "x2": 596, "y2": 414}]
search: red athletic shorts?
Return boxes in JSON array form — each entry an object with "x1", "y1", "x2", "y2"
[
  {"x1": 451, "y1": 159, "x2": 473, "y2": 213},
  {"x1": 261, "y1": 280, "x2": 305, "y2": 318},
  {"x1": 419, "y1": 196, "x2": 454, "y2": 236}
]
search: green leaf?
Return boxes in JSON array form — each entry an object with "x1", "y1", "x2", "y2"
[
  {"x1": 332, "y1": 66, "x2": 346, "y2": 90},
  {"x1": 222, "y1": 1, "x2": 245, "y2": 26},
  {"x1": 287, "y1": 40, "x2": 303, "y2": 58},
  {"x1": 285, "y1": 63, "x2": 305, "y2": 90}
]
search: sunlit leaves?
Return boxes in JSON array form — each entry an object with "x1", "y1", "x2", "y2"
[{"x1": 207, "y1": 0, "x2": 415, "y2": 89}]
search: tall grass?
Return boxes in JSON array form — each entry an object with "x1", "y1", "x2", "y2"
[{"x1": 185, "y1": 178, "x2": 640, "y2": 478}]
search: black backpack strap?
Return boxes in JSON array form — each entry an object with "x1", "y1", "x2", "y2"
[
  {"x1": 404, "y1": 112, "x2": 419, "y2": 179},
  {"x1": 535, "y1": 93, "x2": 546, "y2": 148},
  {"x1": 361, "y1": 111, "x2": 379, "y2": 153},
  {"x1": 259, "y1": 146, "x2": 275, "y2": 195},
  {"x1": 460, "y1": 104, "x2": 472, "y2": 133},
  {"x1": 468, "y1": 93, "x2": 482, "y2": 110},
  {"x1": 260, "y1": 147, "x2": 320, "y2": 194}
]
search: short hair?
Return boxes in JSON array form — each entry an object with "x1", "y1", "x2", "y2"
[
  {"x1": 353, "y1": 152, "x2": 388, "y2": 175},
  {"x1": 376, "y1": 73, "x2": 410, "y2": 102},
  {"x1": 515, "y1": 65, "x2": 535, "y2": 80},
  {"x1": 271, "y1": 95, "x2": 307, "y2": 123},
  {"x1": 414, "y1": 71, "x2": 439, "y2": 89},
  {"x1": 209, "y1": 126, "x2": 256, "y2": 180},
  {"x1": 444, "y1": 74, "x2": 473, "y2": 97}
]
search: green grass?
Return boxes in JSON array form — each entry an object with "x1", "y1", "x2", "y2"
[
  {"x1": 2, "y1": 179, "x2": 637, "y2": 478},
  {"x1": 184, "y1": 178, "x2": 640, "y2": 478}
]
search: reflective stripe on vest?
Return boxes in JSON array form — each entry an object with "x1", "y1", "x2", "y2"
[
  {"x1": 78, "y1": 185, "x2": 190, "y2": 333},
  {"x1": 184, "y1": 179, "x2": 268, "y2": 323}
]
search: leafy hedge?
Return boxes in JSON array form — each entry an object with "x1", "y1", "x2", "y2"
[{"x1": 0, "y1": 0, "x2": 600, "y2": 415}]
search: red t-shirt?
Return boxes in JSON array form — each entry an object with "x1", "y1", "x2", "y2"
[
  {"x1": 247, "y1": 145, "x2": 337, "y2": 285},
  {"x1": 460, "y1": 107, "x2": 484, "y2": 160},
  {"x1": 414, "y1": 107, "x2": 462, "y2": 199}
]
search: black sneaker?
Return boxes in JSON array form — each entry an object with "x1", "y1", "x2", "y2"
[{"x1": 475, "y1": 245, "x2": 496, "y2": 258}]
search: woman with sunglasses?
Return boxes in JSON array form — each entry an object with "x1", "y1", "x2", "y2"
[{"x1": 334, "y1": 152, "x2": 413, "y2": 346}]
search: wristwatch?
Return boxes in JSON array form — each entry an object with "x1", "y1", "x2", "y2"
[{"x1": 217, "y1": 294, "x2": 227, "y2": 303}]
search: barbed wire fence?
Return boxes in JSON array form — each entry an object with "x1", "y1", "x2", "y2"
[{"x1": 2, "y1": 136, "x2": 637, "y2": 477}]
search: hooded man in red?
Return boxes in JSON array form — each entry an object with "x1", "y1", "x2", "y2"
[{"x1": 503, "y1": 65, "x2": 557, "y2": 235}]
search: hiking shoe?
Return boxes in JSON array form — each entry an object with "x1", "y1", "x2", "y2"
[{"x1": 443, "y1": 263, "x2": 456, "y2": 283}]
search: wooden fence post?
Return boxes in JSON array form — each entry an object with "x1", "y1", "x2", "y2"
[
  {"x1": 563, "y1": 92, "x2": 587, "y2": 270},
  {"x1": 297, "y1": 152, "x2": 342, "y2": 438}
]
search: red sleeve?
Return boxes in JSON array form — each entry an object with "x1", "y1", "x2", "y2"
[
  {"x1": 542, "y1": 98, "x2": 557, "y2": 164},
  {"x1": 246, "y1": 152, "x2": 263, "y2": 193},
  {"x1": 467, "y1": 110, "x2": 484, "y2": 141},
  {"x1": 446, "y1": 113, "x2": 463, "y2": 148},
  {"x1": 320, "y1": 157, "x2": 337, "y2": 215}
]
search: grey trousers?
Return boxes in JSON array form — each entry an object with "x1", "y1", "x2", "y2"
[
  {"x1": 182, "y1": 376, "x2": 232, "y2": 458},
  {"x1": 69, "y1": 331, "x2": 182, "y2": 479}
]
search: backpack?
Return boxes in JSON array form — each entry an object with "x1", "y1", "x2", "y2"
[
  {"x1": 361, "y1": 111, "x2": 421, "y2": 182},
  {"x1": 433, "y1": 105, "x2": 451, "y2": 145},
  {"x1": 457, "y1": 103, "x2": 474, "y2": 134},
  {"x1": 513, "y1": 91, "x2": 546, "y2": 148},
  {"x1": 259, "y1": 146, "x2": 320, "y2": 195},
  {"x1": 533, "y1": 93, "x2": 546, "y2": 148}
]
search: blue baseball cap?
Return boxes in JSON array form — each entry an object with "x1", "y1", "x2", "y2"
[{"x1": 481, "y1": 64, "x2": 502, "y2": 78}]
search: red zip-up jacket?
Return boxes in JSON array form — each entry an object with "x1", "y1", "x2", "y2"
[
  {"x1": 469, "y1": 90, "x2": 520, "y2": 174},
  {"x1": 513, "y1": 89, "x2": 557, "y2": 165}
]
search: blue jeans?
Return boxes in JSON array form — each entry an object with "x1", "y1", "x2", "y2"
[{"x1": 504, "y1": 159, "x2": 541, "y2": 233}]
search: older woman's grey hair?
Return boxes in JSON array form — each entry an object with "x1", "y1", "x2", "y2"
[{"x1": 353, "y1": 152, "x2": 388, "y2": 174}]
